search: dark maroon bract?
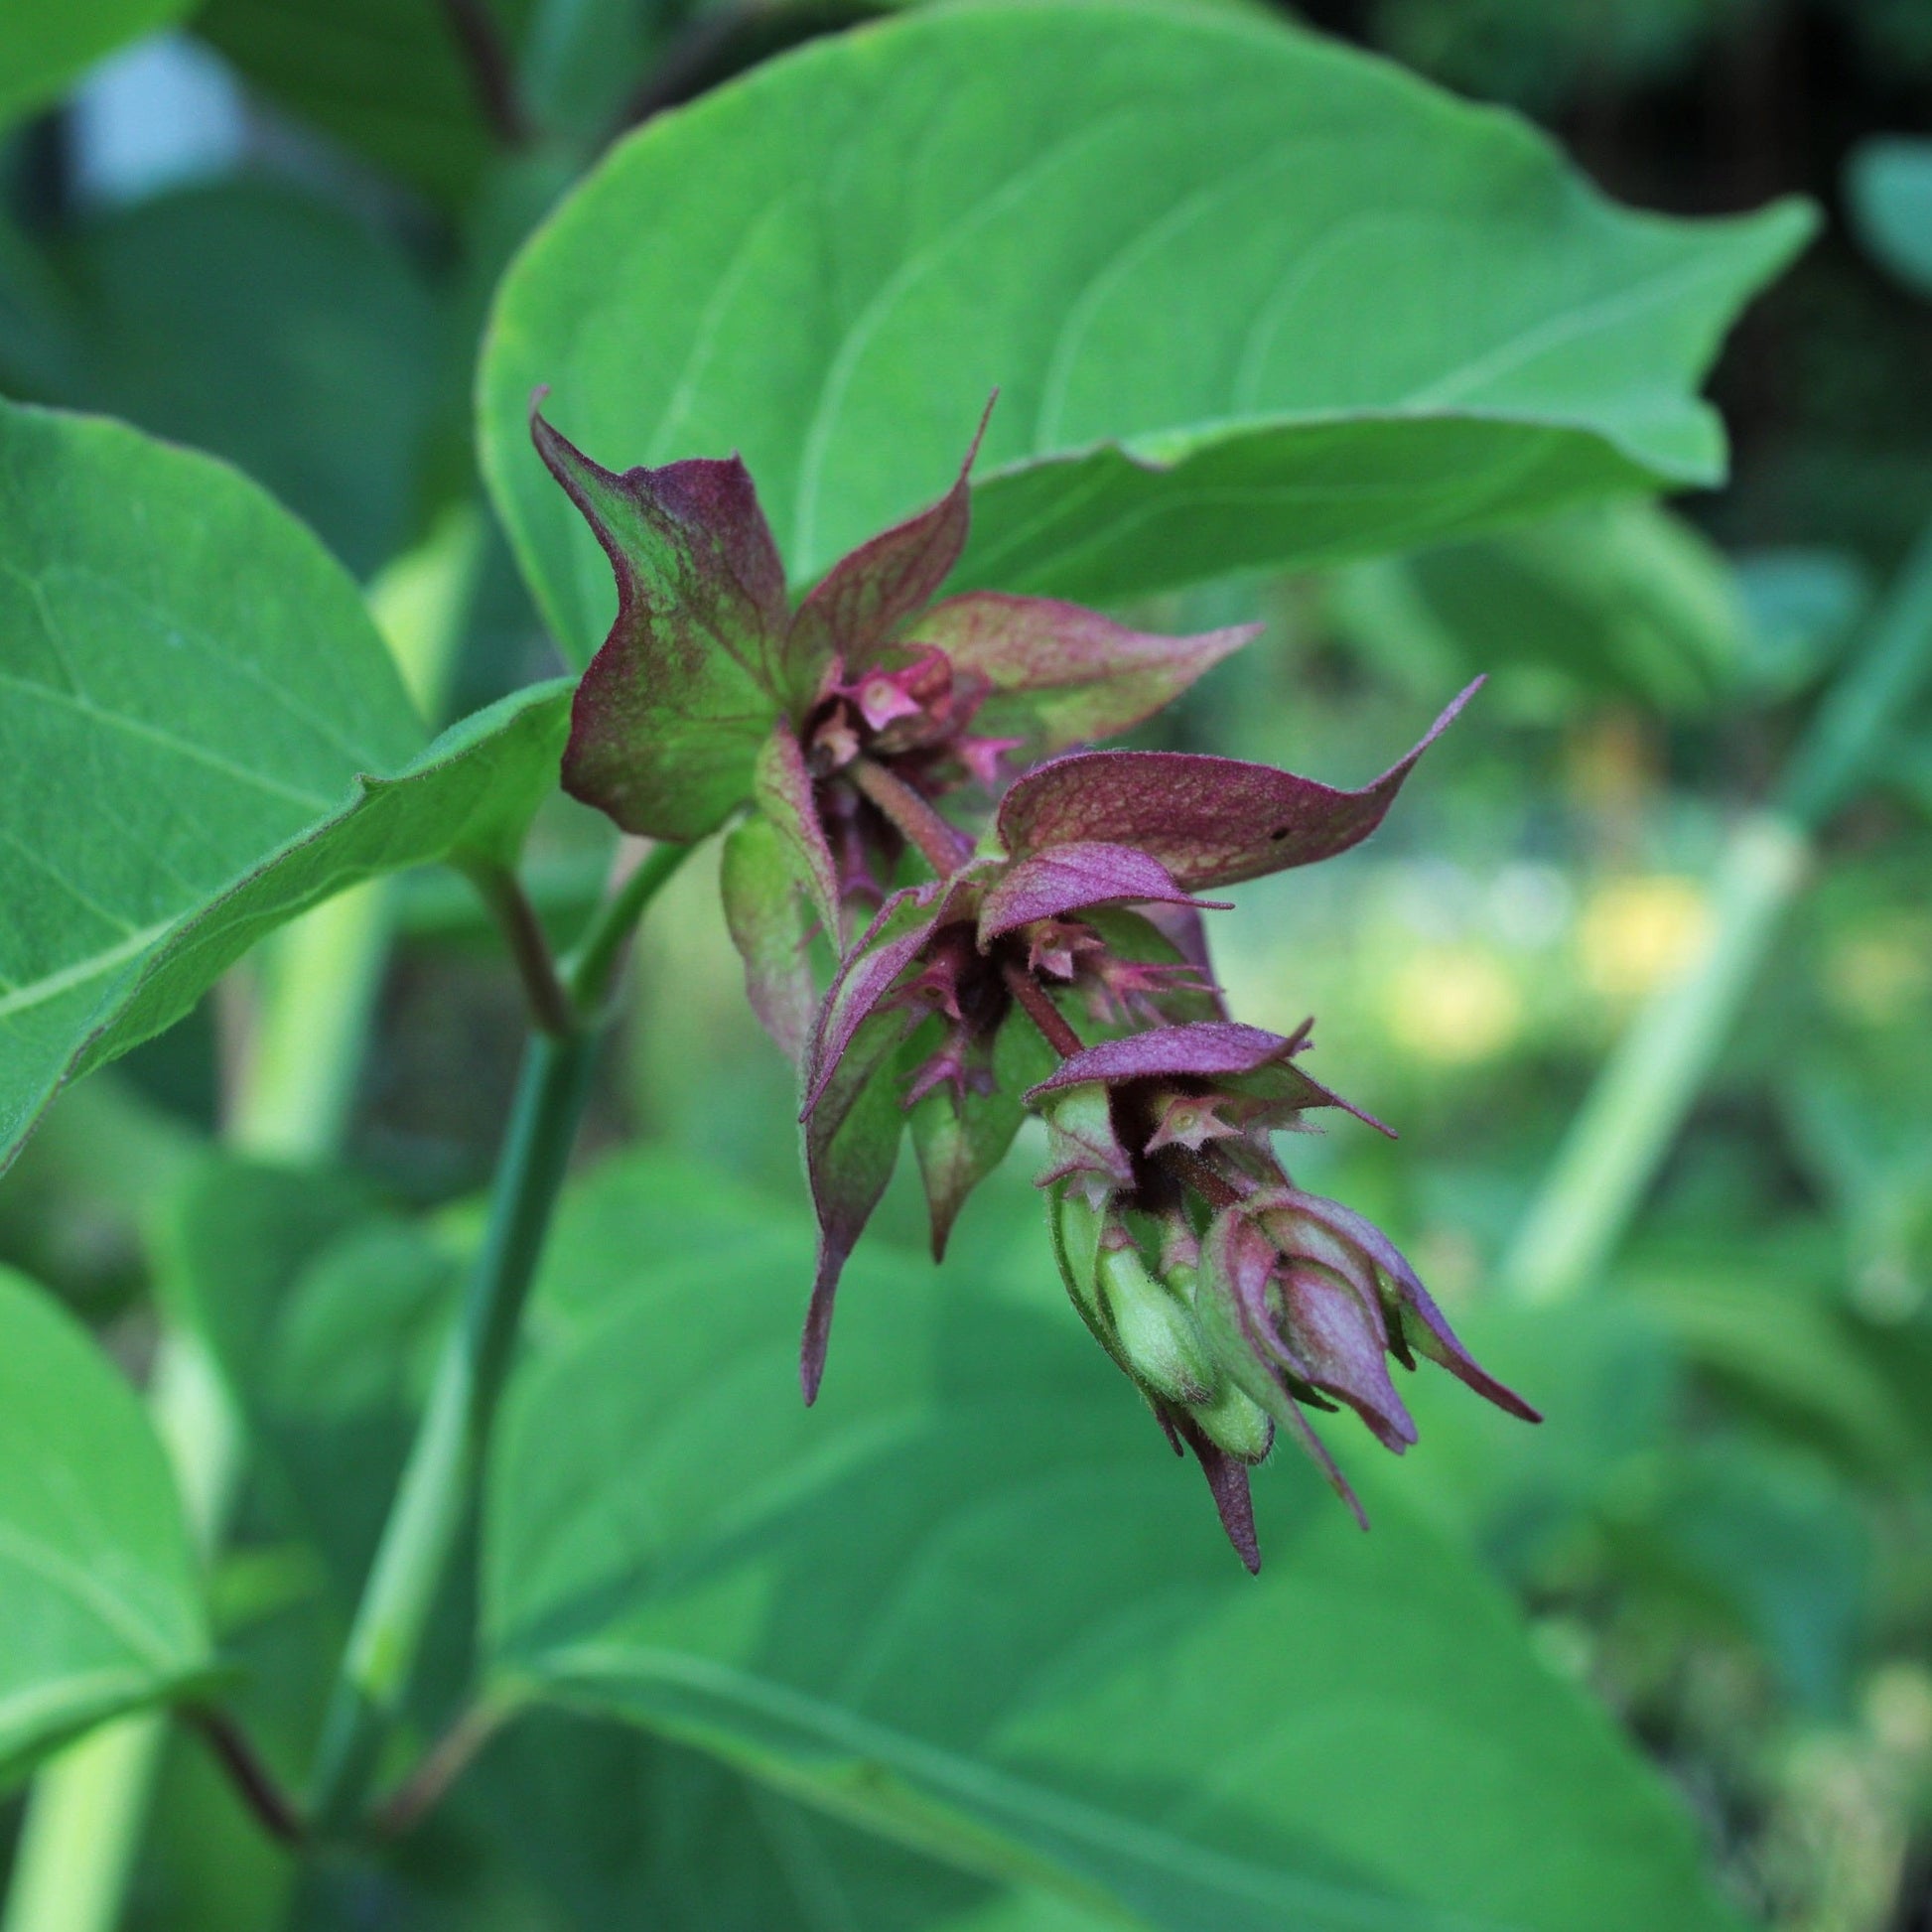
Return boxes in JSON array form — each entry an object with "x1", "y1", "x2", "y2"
[{"x1": 535, "y1": 395, "x2": 1254, "y2": 1057}]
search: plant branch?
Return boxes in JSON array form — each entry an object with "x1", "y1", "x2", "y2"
[
  {"x1": 1002, "y1": 960, "x2": 1083, "y2": 1058},
  {"x1": 371, "y1": 1699, "x2": 510, "y2": 1839},
  {"x1": 1502, "y1": 517, "x2": 1932, "y2": 1306},
  {"x1": 467, "y1": 860, "x2": 575, "y2": 1037},
  {"x1": 437, "y1": 0, "x2": 527, "y2": 145},
  {"x1": 305, "y1": 838, "x2": 693, "y2": 1833},
  {"x1": 564, "y1": 840, "x2": 695, "y2": 1013},
  {"x1": 189, "y1": 1712, "x2": 305, "y2": 1848},
  {"x1": 304, "y1": 1025, "x2": 597, "y2": 1834},
  {"x1": 849, "y1": 758, "x2": 975, "y2": 876}
]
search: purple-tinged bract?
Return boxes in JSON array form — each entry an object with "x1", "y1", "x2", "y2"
[
  {"x1": 534, "y1": 392, "x2": 1531, "y2": 1571},
  {"x1": 533, "y1": 395, "x2": 1258, "y2": 1037}
]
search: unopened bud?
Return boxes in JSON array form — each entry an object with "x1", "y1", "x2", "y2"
[
  {"x1": 1184, "y1": 1378, "x2": 1275, "y2": 1463},
  {"x1": 1046, "y1": 1180, "x2": 1106, "y2": 1333},
  {"x1": 1096, "y1": 1224, "x2": 1217, "y2": 1405},
  {"x1": 1036, "y1": 1083, "x2": 1133, "y2": 1202},
  {"x1": 1157, "y1": 1216, "x2": 1201, "y2": 1292}
]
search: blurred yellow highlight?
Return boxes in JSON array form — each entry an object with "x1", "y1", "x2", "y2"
[
  {"x1": 1578, "y1": 876, "x2": 1711, "y2": 1002},
  {"x1": 1383, "y1": 946, "x2": 1524, "y2": 1063},
  {"x1": 1825, "y1": 924, "x2": 1932, "y2": 1028}
]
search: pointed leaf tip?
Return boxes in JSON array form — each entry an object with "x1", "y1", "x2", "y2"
[
  {"x1": 1177, "y1": 1416, "x2": 1263, "y2": 1572},
  {"x1": 998, "y1": 682, "x2": 1482, "y2": 892},
  {"x1": 537, "y1": 403, "x2": 789, "y2": 834},
  {"x1": 801, "y1": 1251, "x2": 838, "y2": 1405},
  {"x1": 784, "y1": 394, "x2": 998, "y2": 696},
  {"x1": 919, "y1": 594, "x2": 1262, "y2": 760}
]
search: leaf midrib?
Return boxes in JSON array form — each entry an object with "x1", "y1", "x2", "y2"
[
  {"x1": 529, "y1": 1641, "x2": 1521, "y2": 1932},
  {"x1": 0, "y1": 672, "x2": 344, "y2": 815},
  {"x1": 0, "y1": 1519, "x2": 192, "y2": 1673},
  {"x1": 0, "y1": 917, "x2": 176, "y2": 1023}
]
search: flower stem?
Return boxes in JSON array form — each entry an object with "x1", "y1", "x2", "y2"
[
  {"x1": 188, "y1": 1712, "x2": 305, "y2": 1847},
  {"x1": 466, "y1": 860, "x2": 575, "y2": 1036},
  {"x1": 564, "y1": 839, "x2": 696, "y2": 1012},
  {"x1": 1164, "y1": 1145, "x2": 1245, "y2": 1210},
  {"x1": 849, "y1": 757, "x2": 974, "y2": 876},
  {"x1": 1002, "y1": 959, "x2": 1083, "y2": 1057},
  {"x1": 1502, "y1": 517, "x2": 1932, "y2": 1305},
  {"x1": 371, "y1": 1696, "x2": 514, "y2": 1838}
]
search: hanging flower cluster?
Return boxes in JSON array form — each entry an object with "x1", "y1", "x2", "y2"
[{"x1": 535, "y1": 397, "x2": 1538, "y2": 1568}]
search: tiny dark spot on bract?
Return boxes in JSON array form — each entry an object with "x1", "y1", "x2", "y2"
[{"x1": 1269, "y1": 826, "x2": 1290, "y2": 841}]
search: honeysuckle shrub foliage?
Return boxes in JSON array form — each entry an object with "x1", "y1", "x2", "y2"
[
  {"x1": 0, "y1": 0, "x2": 1815, "y2": 1923},
  {"x1": 538, "y1": 398, "x2": 1538, "y2": 1563}
]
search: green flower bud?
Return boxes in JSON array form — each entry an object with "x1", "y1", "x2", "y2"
[
  {"x1": 1096, "y1": 1224, "x2": 1217, "y2": 1405},
  {"x1": 1184, "y1": 1378, "x2": 1275, "y2": 1464},
  {"x1": 1045, "y1": 1179, "x2": 1107, "y2": 1334},
  {"x1": 1036, "y1": 1082, "x2": 1133, "y2": 1201}
]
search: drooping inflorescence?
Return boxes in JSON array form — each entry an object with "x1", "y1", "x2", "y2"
[{"x1": 537, "y1": 395, "x2": 1538, "y2": 1568}]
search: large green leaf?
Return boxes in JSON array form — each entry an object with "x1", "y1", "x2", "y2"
[
  {"x1": 0, "y1": 399, "x2": 572, "y2": 1173},
  {"x1": 481, "y1": 1, "x2": 1809, "y2": 665},
  {"x1": 483, "y1": 1154, "x2": 1743, "y2": 1932},
  {"x1": 449, "y1": 1711, "x2": 1122, "y2": 1932},
  {"x1": 0, "y1": 0, "x2": 195, "y2": 129},
  {"x1": 0, "y1": 1267, "x2": 212, "y2": 1785}
]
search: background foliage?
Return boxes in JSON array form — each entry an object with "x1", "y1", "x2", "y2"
[{"x1": 1, "y1": 0, "x2": 1930, "y2": 1928}]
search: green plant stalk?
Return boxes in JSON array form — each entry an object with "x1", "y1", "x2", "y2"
[
  {"x1": 1501, "y1": 810, "x2": 1809, "y2": 1304},
  {"x1": 563, "y1": 839, "x2": 696, "y2": 1011},
  {"x1": 1, "y1": 513, "x2": 483, "y2": 1932},
  {"x1": 304, "y1": 1025, "x2": 598, "y2": 1830},
  {"x1": 1502, "y1": 519, "x2": 1932, "y2": 1305},
  {"x1": 304, "y1": 837, "x2": 693, "y2": 1833}
]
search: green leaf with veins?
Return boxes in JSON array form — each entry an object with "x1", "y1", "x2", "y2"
[
  {"x1": 0, "y1": 400, "x2": 572, "y2": 1173},
  {"x1": 483, "y1": 1152, "x2": 1746, "y2": 1932},
  {"x1": 458, "y1": 1711, "x2": 1124, "y2": 1932},
  {"x1": 481, "y1": 0, "x2": 1809, "y2": 665},
  {"x1": 0, "y1": 1267, "x2": 213, "y2": 1787}
]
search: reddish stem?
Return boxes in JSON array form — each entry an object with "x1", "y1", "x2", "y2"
[
  {"x1": 1001, "y1": 960, "x2": 1084, "y2": 1059},
  {"x1": 192, "y1": 1710, "x2": 305, "y2": 1846},
  {"x1": 849, "y1": 758, "x2": 974, "y2": 877},
  {"x1": 437, "y1": 0, "x2": 526, "y2": 144},
  {"x1": 1163, "y1": 1145, "x2": 1243, "y2": 1210},
  {"x1": 465, "y1": 861, "x2": 575, "y2": 1037},
  {"x1": 373, "y1": 1700, "x2": 507, "y2": 1839}
]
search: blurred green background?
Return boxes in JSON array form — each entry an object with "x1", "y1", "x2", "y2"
[{"x1": 4, "y1": 1, "x2": 1932, "y2": 1927}]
